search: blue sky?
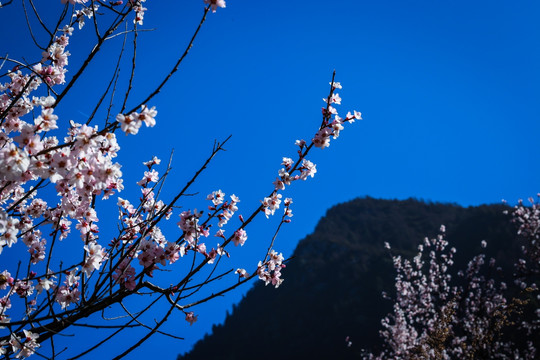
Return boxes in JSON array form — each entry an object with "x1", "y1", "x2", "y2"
[{"x1": 2, "y1": 0, "x2": 540, "y2": 358}]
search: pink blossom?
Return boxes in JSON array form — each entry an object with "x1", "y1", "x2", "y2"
[
  {"x1": 82, "y1": 243, "x2": 107, "y2": 276},
  {"x1": 233, "y1": 228, "x2": 247, "y2": 246},
  {"x1": 204, "y1": 0, "x2": 226, "y2": 12},
  {"x1": 9, "y1": 330, "x2": 40, "y2": 358},
  {"x1": 185, "y1": 311, "x2": 198, "y2": 325},
  {"x1": 312, "y1": 127, "x2": 332, "y2": 149},
  {"x1": 137, "y1": 105, "x2": 157, "y2": 127},
  {"x1": 261, "y1": 193, "x2": 282, "y2": 218},
  {"x1": 137, "y1": 169, "x2": 159, "y2": 187},
  {"x1": 295, "y1": 139, "x2": 306, "y2": 148},
  {"x1": 207, "y1": 189, "x2": 225, "y2": 206},
  {"x1": 56, "y1": 285, "x2": 80, "y2": 309},
  {"x1": 299, "y1": 159, "x2": 317, "y2": 180},
  {"x1": 282, "y1": 157, "x2": 293, "y2": 169},
  {"x1": 236, "y1": 268, "x2": 249, "y2": 279},
  {"x1": 36, "y1": 277, "x2": 55, "y2": 294},
  {"x1": 143, "y1": 156, "x2": 161, "y2": 169},
  {"x1": 116, "y1": 113, "x2": 141, "y2": 135},
  {"x1": 0, "y1": 271, "x2": 13, "y2": 290}
]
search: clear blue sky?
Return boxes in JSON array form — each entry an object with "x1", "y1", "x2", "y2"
[{"x1": 2, "y1": 0, "x2": 540, "y2": 358}]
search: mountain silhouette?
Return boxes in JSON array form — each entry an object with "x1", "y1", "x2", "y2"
[{"x1": 178, "y1": 197, "x2": 522, "y2": 360}]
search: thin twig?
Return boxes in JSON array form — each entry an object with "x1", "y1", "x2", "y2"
[
  {"x1": 126, "y1": 6, "x2": 210, "y2": 114},
  {"x1": 28, "y1": 0, "x2": 53, "y2": 38},
  {"x1": 120, "y1": 21, "x2": 138, "y2": 113},
  {"x1": 22, "y1": 0, "x2": 46, "y2": 50}
]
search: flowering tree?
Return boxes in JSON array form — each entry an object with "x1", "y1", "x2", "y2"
[
  {"x1": 363, "y1": 199, "x2": 540, "y2": 359},
  {"x1": 0, "y1": 0, "x2": 361, "y2": 358}
]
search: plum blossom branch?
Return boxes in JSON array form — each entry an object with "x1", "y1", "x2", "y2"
[{"x1": 0, "y1": 0, "x2": 362, "y2": 357}]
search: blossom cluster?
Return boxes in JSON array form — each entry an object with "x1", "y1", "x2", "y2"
[
  {"x1": 364, "y1": 212, "x2": 540, "y2": 359},
  {"x1": 508, "y1": 195, "x2": 540, "y2": 341},
  {"x1": 7, "y1": 330, "x2": 39, "y2": 358},
  {"x1": 313, "y1": 82, "x2": 362, "y2": 149},
  {"x1": 511, "y1": 196, "x2": 540, "y2": 285},
  {"x1": 56, "y1": 269, "x2": 81, "y2": 310},
  {"x1": 257, "y1": 250, "x2": 286, "y2": 288},
  {"x1": 34, "y1": 27, "x2": 71, "y2": 86},
  {"x1": 116, "y1": 105, "x2": 157, "y2": 135}
]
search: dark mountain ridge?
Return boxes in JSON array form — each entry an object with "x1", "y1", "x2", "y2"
[{"x1": 178, "y1": 197, "x2": 520, "y2": 360}]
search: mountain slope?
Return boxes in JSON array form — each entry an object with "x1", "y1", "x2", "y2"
[{"x1": 178, "y1": 197, "x2": 518, "y2": 360}]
